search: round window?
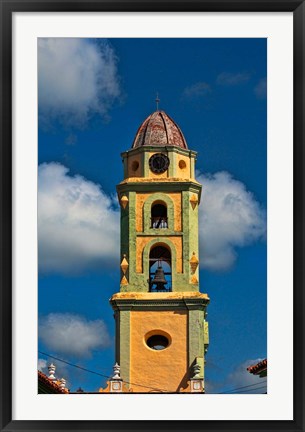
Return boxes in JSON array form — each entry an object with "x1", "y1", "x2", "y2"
[
  {"x1": 146, "y1": 334, "x2": 169, "y2": 350},
  {"x1": 131, "y1": 160, "x2": 139, "y2": 172},
  {"x1": 179, "y1": 160, "x2": 187, "y2": 170}
]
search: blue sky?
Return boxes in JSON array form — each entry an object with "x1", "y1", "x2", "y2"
[{"x1": 38, "y1": 38, "x2": 267, "y2": 394}]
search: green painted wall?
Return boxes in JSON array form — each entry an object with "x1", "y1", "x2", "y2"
[
  {"x1": 117, "y1": 180, "x2": 201, "y2": 293},
  {"x1": 188, "y1": 309, "x2": 205, "y2": 377},
  {"x1": 118, "y1": 310, "x2": 130, "y2": 385}
]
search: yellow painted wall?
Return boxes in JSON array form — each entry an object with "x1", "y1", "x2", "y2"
[
  {"x1": 136, "y1": 194, "x2": 147, "y2": 232},
  {"x1": 136, "y1": 236, "x2": 182, "y2": 273},
  {"x1": 127, "y1": 154, "x2": 141, "y2": 178},
  {"x1": 136, "y1": 192, "x2": 182, "y2": 232},
  {"x1": 177, "y1": 154, "x2": 191, "y2": 179},
  {"x1": 130, "y1": 310, "x2": 190, "y2": 392}
]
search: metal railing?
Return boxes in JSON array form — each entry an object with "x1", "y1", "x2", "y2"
[{"x1": 151, "y1": 217, "x2": 168, "y2": 229}]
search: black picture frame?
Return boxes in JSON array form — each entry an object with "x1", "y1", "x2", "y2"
[{"x1": 1, "y1": 1, "x2": 304, "y2": 431}]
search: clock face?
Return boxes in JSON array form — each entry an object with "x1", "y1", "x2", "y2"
[{"x1": 149, "y1": 153, "x2": 170, "y2": 174}]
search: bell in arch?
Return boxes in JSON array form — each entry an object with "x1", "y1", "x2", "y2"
[{"x1": 151, "y1": 265, "x2": 167, "y2": 291}]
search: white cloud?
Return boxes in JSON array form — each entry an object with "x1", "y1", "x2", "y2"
[
  {"x1": 38, "y1": 38, "x2": 121, "y2": 126},
  {"x1": 38, "y1": 162, "x2": 120, "y2": 274},
  {"x1": 254, "y1": 77, "x2": 267, "y2": 99},
  {"x1": 38, "y1": 358, "x2": 47, "y2": 372},
  {"x1": 198, "y1": 171, "x2": 266, "y2": 270},
  {"x1": 182, "y1": 82, "x2": 211, "y2": 98},
  {"x1": 38, "y1": 164, "x2": 265, "y2": 274},
  {"x1": 216, "y1": 72, "x2": 251, "y2": 86},
  {"x1": 39, "y1": 313, "x2": 111, "y2": 358},
  {"x1": 206, "y1": 358, "x2": 266, "y2": 394},
  {"x1": 224, "y1": 359, "x2": 266, "y2": 393}
]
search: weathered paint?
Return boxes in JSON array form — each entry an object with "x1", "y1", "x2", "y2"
[
  {"x1": 111, "y1": 291, "x2": 209, "y2": 301},
  {"x1": 120, "y1": 145, "x2": 198, "y2": 182},
  {"x1": 136, "y1": 191, "x2": 182, "y2": 232},
  {"x1": 188, "y1": 309, "x2": 205, "y2": 376},
  {"x1": 136, "y1": 236, "x2": 183, "y2": 274},
  {"x1": 118, "y1": 175, "x2": 201, "y2": 188},
  {"x1": 132, "y1": 111, "x2": 188, "y2": 150},
  {"x1": 168, "y1": 148, "x2": 177, "y2": 178},
  {"x1": 118, "y1": 185, "x2": 200, "y2": 292}
]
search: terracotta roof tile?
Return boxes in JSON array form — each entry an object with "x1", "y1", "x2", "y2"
[
  {"x1": 132, "y1": 110, "x2": 188, "y2": 149},
  {"x1": 247, "y1": 359, "x2": 267, "y2": 375},
  {"x1": 38, "y1": 370, "x2": 69, "y2": 394}
]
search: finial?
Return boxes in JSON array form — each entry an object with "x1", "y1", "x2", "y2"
[
  {"x1": 112, "y1": 362, "x2": 122, "y2": 380},
  {"x1": 76, "y1": 387, "x2": 84, "y2": 393},
  {"x1": 156, "y1": 93, "x2": 160, "y2": 110},
  {"x1": 48, "y1": 363, "x2": 56, "y2": 381},
  {"x1": 59, "y1": 377, "x2": 66, "y2": 389}
]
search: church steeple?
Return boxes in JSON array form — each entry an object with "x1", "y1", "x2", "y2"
[{"x1": 109, "y1": 109, "x2": 209, "y2": 393}]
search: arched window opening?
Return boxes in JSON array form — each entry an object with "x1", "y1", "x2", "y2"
[
  {"x1": 148, "y1": 245, "x2": 172, "y2": 292},
  {"x1": 151, "y1": 203, "x2": 168, "y2": 229}
]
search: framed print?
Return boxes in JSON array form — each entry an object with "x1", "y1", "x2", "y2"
[{"x1": 1, "y1": 1, "x2": 304, "y2": 431}]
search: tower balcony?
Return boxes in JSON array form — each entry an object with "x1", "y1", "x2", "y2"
[{"x1": 150, "y1": 217, "x2": 168, "y2": 229}]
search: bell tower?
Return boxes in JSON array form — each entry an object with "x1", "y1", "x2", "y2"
[{"x1": 111, "y1": 110, "x2": 209, "y2": 393}]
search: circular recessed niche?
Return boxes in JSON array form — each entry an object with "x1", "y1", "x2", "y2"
[
  {"x1": 179, "y1": 160, "x2": 187, "y2": 170},
  {"x1": 145, "y1": 331, "x2": 171, "y2": 351},
  {"x1": 131, "y1": 160, "x2": 139, "y2": 172}
]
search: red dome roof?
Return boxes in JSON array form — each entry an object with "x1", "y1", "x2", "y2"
[{"x1": 132, "y1": 110, "x2": 188, "y2": 149}]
